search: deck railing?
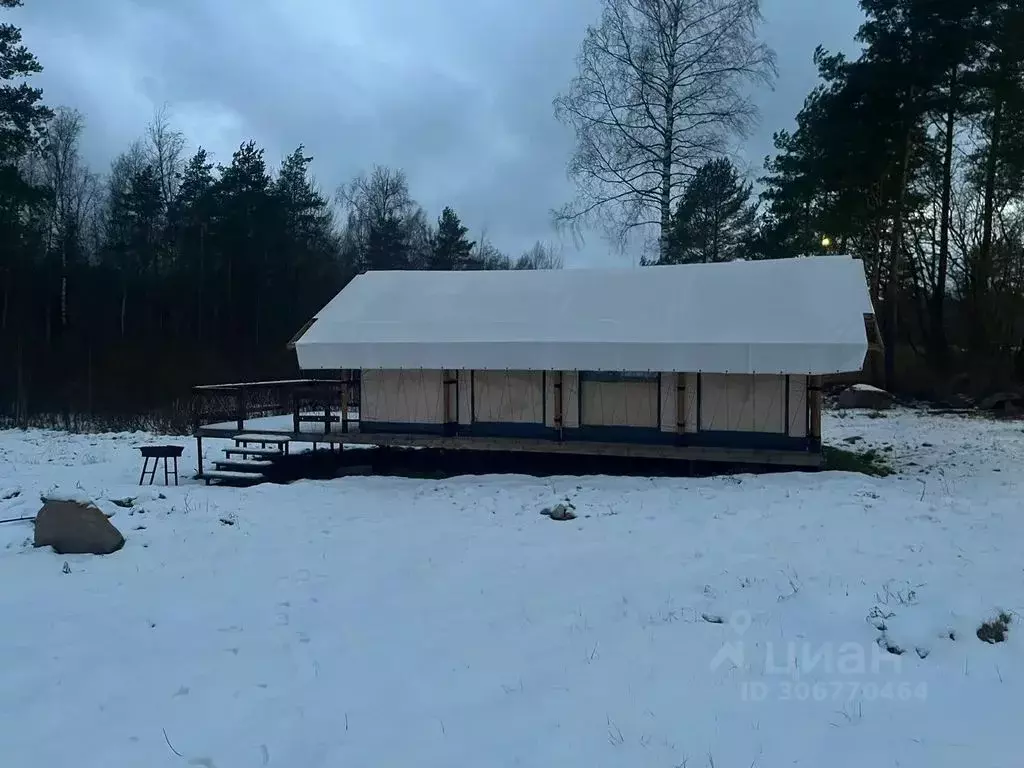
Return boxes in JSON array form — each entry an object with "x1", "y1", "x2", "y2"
[{"x1": 192, "y1": 377, "x2": 358, "y2": 433}]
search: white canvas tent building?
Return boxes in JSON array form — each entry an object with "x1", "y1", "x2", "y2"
[{"x1": 286, "y1": 255, "x2": 876, "y2": 468}]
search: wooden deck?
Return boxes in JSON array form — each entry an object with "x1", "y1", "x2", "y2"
[
  {"x1": 192, "y1": 379, "x2": 824, "y2": 473},
  {"x1": 196, "y1": 420, "x2": 822, "y2": 469}
]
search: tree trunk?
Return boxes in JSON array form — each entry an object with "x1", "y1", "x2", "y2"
[
  {"x1": 884, "y1": 122, "x2": 916, "y2": 392},
  {"x1": 15, "y1": 333, "x2": 26, "y2": 428},
  {"x1": 1, "y1": 268, "x2": 7, "y2": 333},
  {"x1": 60, "y1": 230, "x2": 68, "y2": 334},
  {"x1": 980, "y1": 96, "x2": 1002, "y2": 275},
  {"x1": 120, "y1": 280, "x2": 127, "y2": 339},
  {"x1": 197, "y1": 222, "x2": 205, "y2": 342},
  {"x1": 931, "y1": 70, "x2": 957, "y2": 372},
  {"x1": 975, "y1": 95, "x2": 1003, "y2": 356},
  {"x1": 658, "y1": 74, "x2": 676, "y2": 264}
]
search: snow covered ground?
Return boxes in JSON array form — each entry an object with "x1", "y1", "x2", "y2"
[{"x1": 0, "y1": 408, "x2": 1020, "y2": 767}]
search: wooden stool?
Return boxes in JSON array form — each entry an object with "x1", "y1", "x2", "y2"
[{"x1": 138, "y1": 445, "x2": 184, "y2": 485}]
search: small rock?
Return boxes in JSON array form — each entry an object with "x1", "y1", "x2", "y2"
[{"x1": 544, "y1": 503, "x2": 577, "y2": 521}]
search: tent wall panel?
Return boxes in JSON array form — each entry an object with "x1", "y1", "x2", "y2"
[
  {"x1": 683, "y1": 373, "x2": 699, "y2": 433},
  {"x1": 580, "y1": 379, "x2": 659, "y2": 428},
  {"x1": 660, "y1": 372, "x2": 677, "y2": 432},
  {"x1": 361, "y1": 369, "x2": 444, "y2": 425},
  {"x1": 457, "y1": 370, "x2": 472, "y2": 425},
  {"x1": 563, "y1": 372, "x2": 580, "y2": 428},
  {"x1": 699, "y1": 374, "x2": 787, "y2": 433},
  {"x1": 787, "y1": 375, "x2": 808, "y2": 437},
  {"x1": 752, "y1": 374, "x2": 786, "y2": 433},
  {"x1": 472, "y1": 371, "x2": 544, "y2": 424}
]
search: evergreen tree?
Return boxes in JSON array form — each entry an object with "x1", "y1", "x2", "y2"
[
  {"x1": 664, "y1": 158, "x2": 756, "y2": 264},
  {"x1": 169, "y1": 148, "x2": 216, "y2": 339},
  {"x1": 364, "y1": 215, "x2": 409, "y2": 271},
  {"x1": 271, "y1": 146, "x2": 344, "y2": 333},
  {"x1": 214, "y1": 141, "x2": 272, "y2": 354},
  {"x1": 0, "y1": 0, "x2": 52, "y2": 352},
  {"x1": 430, "y1": 207, "x2": 474, "y2": 270}
]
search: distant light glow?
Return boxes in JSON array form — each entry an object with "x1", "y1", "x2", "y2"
[{"x1": 821, "y1": 236, "x2": 832, "y2": 248}]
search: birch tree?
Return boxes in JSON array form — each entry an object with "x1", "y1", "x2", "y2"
[
  {"x1": 43, "y1": 107, "x2": 99, "y2": 335},
  {"x1": 554, "y1": 0, "x2": 775, "y2": 260},
  {"x1": 146, "y1": 104, "x2": 186, "y2": 210}
]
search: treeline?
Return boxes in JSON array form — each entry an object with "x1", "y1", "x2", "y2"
[
  {"x1": 558, "y1": 0, "x2": 1024, "y2": 397},
  {"x1": 0, "y1": 3, "x2": 560, "y2": 427},
  {"x1": 756, "y1": 0, "x2": 1024, "y2": 393}
]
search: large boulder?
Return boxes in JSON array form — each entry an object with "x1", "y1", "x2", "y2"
[
  {"x1": 34, "y1": 499, "x2": 125, "y2": 555},
  {"x1": 837, "y1": 384, "x2": 895, "y2": 411}
]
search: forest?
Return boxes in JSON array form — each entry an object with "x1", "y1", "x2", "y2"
[
  {"x1": 2, "y1": 0, "x2": 1024, "y2": 429},
  {"x1": 0, "y1": 3, "x2": 560, "y2": 429},
  {"x1": 554, "y1": 0, "x2": 1024, "y2": 399}
]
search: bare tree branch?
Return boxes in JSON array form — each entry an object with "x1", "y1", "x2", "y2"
[
  {"x1": 145, "y1": 104, "x2": 186, "y2": 209},
  {"x1": 553, "y1": 0, "x2": 776, "y2": 260}
]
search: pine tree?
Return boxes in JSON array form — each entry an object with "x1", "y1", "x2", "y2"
[
  {"x1": 664, "y1": 159, "x2": 756, "y2": 264},
  {"x1": 365, "y1": 215, "x2": 409, "y2": 271},
  {"x1": 0, "y1": 0, "x2": 52, "y2": 342},
  {"x1": 430, "y1": 207, "x2": 474, "y2": 270},
  {"x1": 169, "y1": 148, "x2": 216, "y2": 340}
]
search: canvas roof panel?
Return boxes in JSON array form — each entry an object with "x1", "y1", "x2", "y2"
[{"x1": 294, "y1": 255, "x2": 875, "y2": 374}]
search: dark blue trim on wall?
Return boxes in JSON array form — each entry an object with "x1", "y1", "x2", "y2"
[
  {"x1": 360, "y1": 420, "x2": 820, "y2": 453},
  {"x1": 467, "y1": 422, "x2": 558, "y2": 440},
  {"x1": 571, "y1": 425, "x2": 677, "y2": 445},
  {"x1": 361, "y1": 421, "x2": 446, "y2": 436},
  {"x1": 686, "y1": 431, "x2": 819, "y2": 452}
]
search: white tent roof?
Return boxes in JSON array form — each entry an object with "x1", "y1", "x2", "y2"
[{"x1": 294, "y1": 255, "x2": 875, "y2": 374}]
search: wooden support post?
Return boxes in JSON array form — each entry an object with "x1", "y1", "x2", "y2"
[
  {"x1": 235, "y1": 388, "x2": 246, "y2": 431},
  {"x1": 340, "y1": 373, "x2": 350, "y2": 433},
  {"x1": 676, "y1": 377, "x2": 686, "y2": 433},
  {"x1": 809, "y1": 375, "x2": 822, "y2": 441},
  {"x1": 554, "y1": 371, "x2": 564, "y2": 440},
  {"x1": 292, "y1": 390, "x2": 300, "y2": 434},
  {"x1": 196, "y1": 435, "x2": 203, "y2": 476}
]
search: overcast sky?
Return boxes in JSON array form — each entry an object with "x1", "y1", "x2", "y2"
[{"x1": 16, "y1": 0, "x2": 865, "y2": 266}]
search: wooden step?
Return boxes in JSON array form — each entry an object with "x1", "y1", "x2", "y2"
[
  {"x1": 234, "y1": 434, "x2": 292, "y2": 444},
  {"x1": 214, "y1": 458, "x2": 273, "y2": 473},
  {"x1": 298, "y1": 414, "x2": 340, "y2": 423},
  {"x1": 199, "y1": 470, "x2": 266, "y2": 486},
  {"x1": 224, "y1": 446, "x2": 284, "y2": 458}
]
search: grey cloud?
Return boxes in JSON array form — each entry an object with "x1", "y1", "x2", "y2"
[{"x1": 15, "y1": 0, "x2": 862, "y2": 266}]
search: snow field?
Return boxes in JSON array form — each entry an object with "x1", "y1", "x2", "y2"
[{"x1": 0, "y1": 409, "x2": 1021, "y2": 767}]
